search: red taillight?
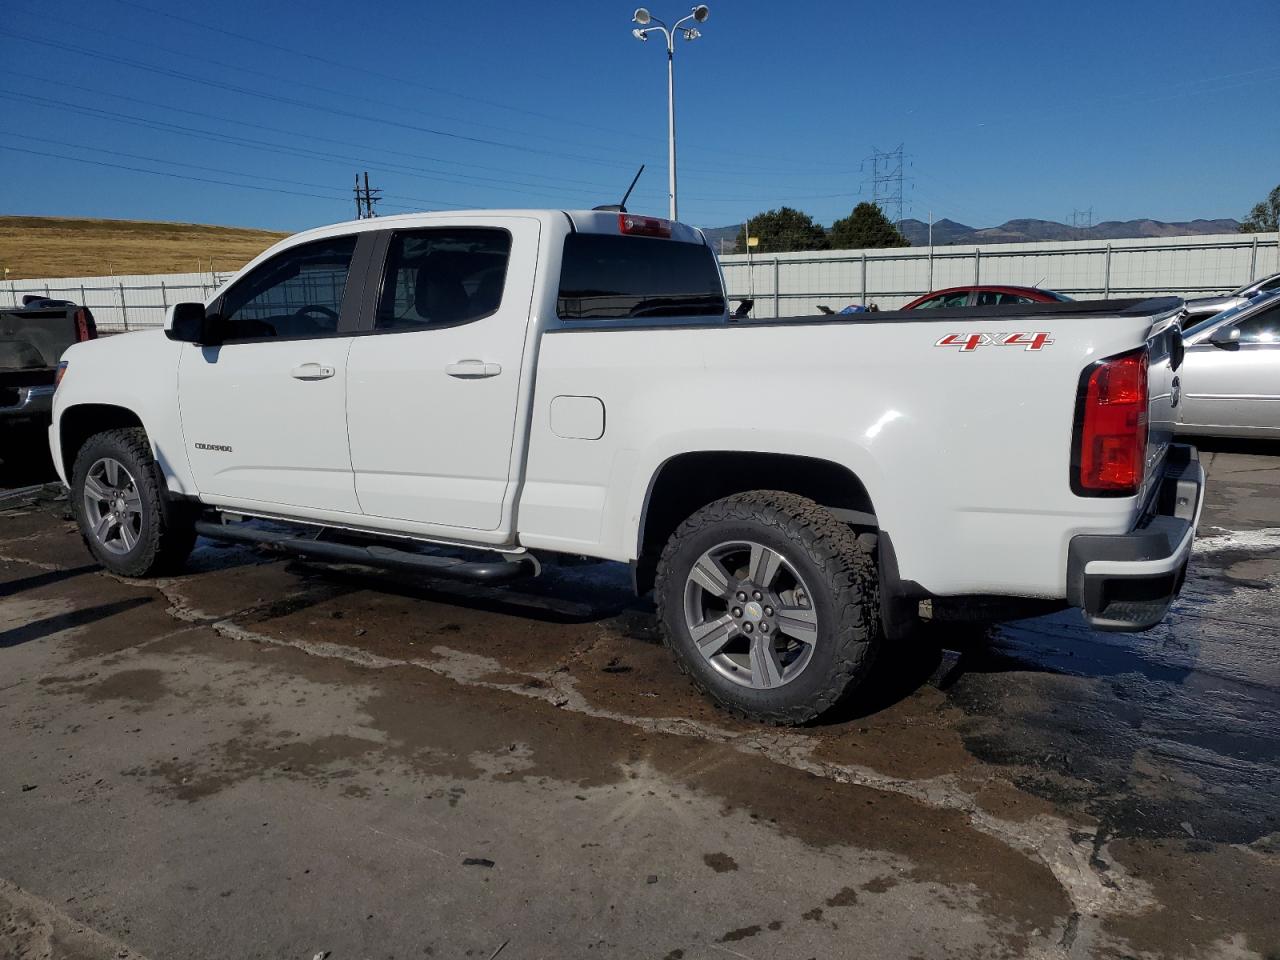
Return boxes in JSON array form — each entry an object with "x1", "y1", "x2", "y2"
[
  {"x1": 73, "y1": 307, "x2": 97, "y2": 341},
  {"x1": 618, "y1": 213, "x2": 672, "y2": 238},
  {"x1": 1073, "y1": 347, "x2": 1149, "y2": 495}
]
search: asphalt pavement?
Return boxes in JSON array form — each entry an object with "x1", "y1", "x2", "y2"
[{"x1": 1, "y1": 435, "x2": 1277, "y2": 960}]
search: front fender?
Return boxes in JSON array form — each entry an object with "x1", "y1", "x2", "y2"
[{"x1": 52, "y1": 331, "x2": 196, "y2": 495}]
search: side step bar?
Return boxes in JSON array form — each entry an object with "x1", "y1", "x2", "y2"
[{"x1": 193, "y1": 520, "x2": 538, "y2": 584}]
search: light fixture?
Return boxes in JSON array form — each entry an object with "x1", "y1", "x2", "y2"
[
  {"x1": 692, "y1": 4, "x2": 709, "y2": 22},
  {"x1": 632, "y1": 27, "x2": 648, "y2": 39},
  {"x1": 633, "y1": 8, "x2": 652, "y2": 24},
  {"x1": 683, "y1": 27, "x2": 700, "y2": 40}
]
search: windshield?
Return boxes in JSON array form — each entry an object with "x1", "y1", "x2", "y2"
[
  {"x1": 1230, "y1": 273, "x2": 1280, "y2": 296},
  {"x1": 1185, "y1": 292, "x2": 1280, "y2": 339},
  {"x1": 1046, "y1": 290, "x2": 1074, "y2": 302}
]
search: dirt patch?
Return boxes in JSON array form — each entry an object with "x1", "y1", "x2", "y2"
[
  {"x1": 702, "y1": 852, "x2": 738, "y2": 873},
  {"x1": 1105, "y1": 839, "x2": 1280, "y2": 958},
  {"x1": 807, "y1": 685, "x2": 975, "y2": 781},
  {"x1": 825, "y1": 886, "x2": 859, "y2": 907},
  {"x1": 80, "y1": 669, "x2": 170, "y2": 706},
  {"x1": 862, "y1": 875, "x2": 899, "y2": 894}
]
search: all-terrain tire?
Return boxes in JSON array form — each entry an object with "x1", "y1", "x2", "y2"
[
  {"x1": 655, "y1": 490, "x2": 880, "y2": 725},
  {"x1": 71, "y1": 427, "x2": 196, "y2": 577}
]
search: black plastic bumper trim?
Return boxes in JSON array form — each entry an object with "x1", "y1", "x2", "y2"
[{"x1": 1066, "y1": 443, "x2": 1204, "y2": 632}]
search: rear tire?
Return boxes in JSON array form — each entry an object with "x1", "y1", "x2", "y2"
[
  {"x1": 655, "y1": 490, "x2": 880, "y2": 725},
  {"x1": 71, "y1": 427, "x2": 196, "y2": 577}
]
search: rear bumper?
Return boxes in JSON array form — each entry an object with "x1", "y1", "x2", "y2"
[
  {"x1": 1066, "y1": 444, "x2": 1205, "y2": 631},
  {"x1": 0, "y1": 384, "x2": 54, "y2": 422}
]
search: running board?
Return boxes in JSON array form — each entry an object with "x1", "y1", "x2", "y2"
[{"x1": 193, "y1": 520, "x2": 538, "y2": 583}]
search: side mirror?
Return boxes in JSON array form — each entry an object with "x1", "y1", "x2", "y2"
[
  {"x1": 1208, "y1": 325, "x2": 1241, "y2": 349},
  {"x1": 731, "y1": 298, "x2": 754, "y2": 319},
  {"x1": 166, "y1": 302, "x2": 216, "y2": 344}
]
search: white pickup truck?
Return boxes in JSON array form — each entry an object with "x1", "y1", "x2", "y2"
[{"x1": 49, "y1": 209, "x2": 1205, "y2": 723}]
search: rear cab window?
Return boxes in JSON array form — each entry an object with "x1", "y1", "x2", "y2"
[{"x1": 557, "y1": 233, "x2": 726, "y2": 322}]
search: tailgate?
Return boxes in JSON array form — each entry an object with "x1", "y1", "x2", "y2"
[{"x1": 0, "y1": 309, "x2": 76, "y2": 372}]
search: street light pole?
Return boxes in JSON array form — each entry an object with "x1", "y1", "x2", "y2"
[
  {"x1": 666, "y1": 38, "x2": 677, "y2": 221},
  {"x1": 632, "y1": 6, "x2": 710, "y2": 222}
]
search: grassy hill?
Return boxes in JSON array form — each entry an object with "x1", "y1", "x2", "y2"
[{"x1": 0, "y1": 217, "x2": 289, "y2": 280}]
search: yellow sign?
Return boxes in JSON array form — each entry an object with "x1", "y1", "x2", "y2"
[{"x1": 747, "y1": 237, "x2": 759, "y2": 248}]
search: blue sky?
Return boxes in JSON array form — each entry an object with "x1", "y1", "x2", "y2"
[{"x1": 0, "y1": 0, "x2": 1276, "y2": 232}]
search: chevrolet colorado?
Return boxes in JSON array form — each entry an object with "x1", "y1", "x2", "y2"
[{"x1": 48, "y1": 210, "x2": 1205, "y2": 723}]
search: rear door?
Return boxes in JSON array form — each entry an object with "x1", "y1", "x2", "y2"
[
  {"x1": 178, "y1": 233, "x2": 369, "y2": 514},
  {"x1": 345, "y1": 218, "x2": 539, "y2": 533}
]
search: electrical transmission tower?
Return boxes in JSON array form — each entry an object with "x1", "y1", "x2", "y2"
[
  {"x1": 865, "y1": 145, "x2": 906, "y2": 228},
  {"x1": 1068, "y1": 207, "x2": 1094, "y2": 240},
  {"x1": 353, "y1": 172, "x2": 382, "y2": 219}
]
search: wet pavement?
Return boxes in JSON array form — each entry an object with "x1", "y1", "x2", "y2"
[{"x1": 1, "y1": 438, "x2": 1278, "y2": 959}]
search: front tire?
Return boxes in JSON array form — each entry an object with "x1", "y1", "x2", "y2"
[
  {"x1": 656, "y1": 491, "x2": 880, "y2": 725},
  {"x1": 71, "y1": 427, "x2": 195, "y2": 577}
]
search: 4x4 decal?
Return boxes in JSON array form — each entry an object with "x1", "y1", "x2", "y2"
[{"x1": 935, "y1": 332, "x2": 1054, "y2": 352}]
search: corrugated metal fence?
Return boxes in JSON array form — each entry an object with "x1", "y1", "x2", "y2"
[
  {"x1": 0, "y1": 271, "x2": 235, "y2": 333},
  {"x1": 720, "y1": 231, "x2": 1280, "y2": 317},
  {"x1": 2, "y1": 232, "x2": 1277, "y2": 331}
]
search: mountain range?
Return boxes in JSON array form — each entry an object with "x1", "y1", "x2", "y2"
[{"x1": 700, "y1": 217, "x2": 1242, "y2": 250}]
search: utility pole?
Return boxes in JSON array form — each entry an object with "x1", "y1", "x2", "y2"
[
  {"x1": 866, "y1": 144, "x2": 906, "y2": 228},
  {"x1": 353, "y1": 172, "x2": 382, "y2": 219},
  {"x1": 1068, "y1": 207, "x2": 1094, "y2": 241}
]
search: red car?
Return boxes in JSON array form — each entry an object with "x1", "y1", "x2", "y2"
[{"x1": 902, "y1": 285, "x2": 1072, "y2": 310}]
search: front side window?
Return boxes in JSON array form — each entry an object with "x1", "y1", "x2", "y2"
[
  {"x1": 557, "y1": 234, "x2": 725, "y2": 321},
  {"x1": 1233, "y1": 304, "x2": 1280, "y2": 343},
  {"x1": 375, "y1": 229, "x2": 512, "y2": 331},
  {"x1": 219, "y1": 236, "x2": 357, "y2": 340}
]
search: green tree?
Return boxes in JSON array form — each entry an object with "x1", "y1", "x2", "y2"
[
  {"x1": 1240, "y1": 184, "x2": 1280, "y2": 233},
  {"x1": 828, "y1": 202, "x2": 910, "y2": 250},
  {"x1": 734, "y1": 207, "x2": 828, "y2": 253}
]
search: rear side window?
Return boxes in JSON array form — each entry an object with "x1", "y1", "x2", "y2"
[
  {"x1": 219, "y1": 236, "x2": 357, "y2": 340},
  {"x1": 916, "y1": 291, "x2": 970, "y2": 309},
  {"x1": 557, "y1": 234, "x2": 725, "y2": 321},
  {"x1": 375, "y1": 229, "x2": 512, "y2": 331}
]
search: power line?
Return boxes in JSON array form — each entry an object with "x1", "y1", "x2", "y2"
[
  {"x1": 96, "y1": 0, "x2": 854, "y2": 174},
  {"x1": 0, "y1": 90, "x2": 653, "y2": 206}
]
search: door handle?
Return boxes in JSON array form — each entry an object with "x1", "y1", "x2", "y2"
[
  {"x1": 291, "y1": 362, "x2": 336, "y2": 380},
  {"x1": 445, "y1": 360, "x2": 502, "y2": 379}
]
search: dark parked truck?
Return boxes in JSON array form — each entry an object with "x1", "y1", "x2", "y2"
[{"x1": 1, "y1": 297, "x2": 97, "y2": 427}]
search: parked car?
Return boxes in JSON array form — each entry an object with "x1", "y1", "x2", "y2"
[
  {"x1": 901, "y1": 285, "x2": 1072, "y2": 310},
  {"x1": 1182, "y1": 272, "x2": 1280, "y2": 326},
  {"x1": 49, "y1": 209, "x2": 1201, "y2": 724},
  {"x1": 1, "y1": 296, "x2": 96, "y2": 430},
  {"x1": 1176, "y1": 291, "x2": 1280, "y2": 438}
]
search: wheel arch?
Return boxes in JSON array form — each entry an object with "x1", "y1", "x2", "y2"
[
  {"x1": 59, "y1": 403, "x2": 148, "y2": 478},
  {"x1": 633, "y1": 450, "x2": 878, "y2": 596}
]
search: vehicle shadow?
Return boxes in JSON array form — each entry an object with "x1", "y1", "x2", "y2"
[
  {"x1": 0, "y1": 596, "x2": 154, "y2": 649},
  {"x1": 1181, "y1": 434, "x2": 1280, "y2": 456},
  {"x1": 0, "y1": 425, "x2": 58, "y2": 488}
]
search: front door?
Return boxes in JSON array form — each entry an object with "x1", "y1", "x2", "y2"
[
  {"x1": 178, "y1": 233, "x2": 366, "y2": 514},
  {"x1": 345, "y1": 219, "x2": 539, "y2": 534},
  {"x1": 1182, "y1": 302, "x2": 1280, "y2": 434}
]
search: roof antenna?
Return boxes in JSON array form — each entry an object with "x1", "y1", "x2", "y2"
[{"x1": 593, "y1": 164, "x2": 645, "y2": 213}]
